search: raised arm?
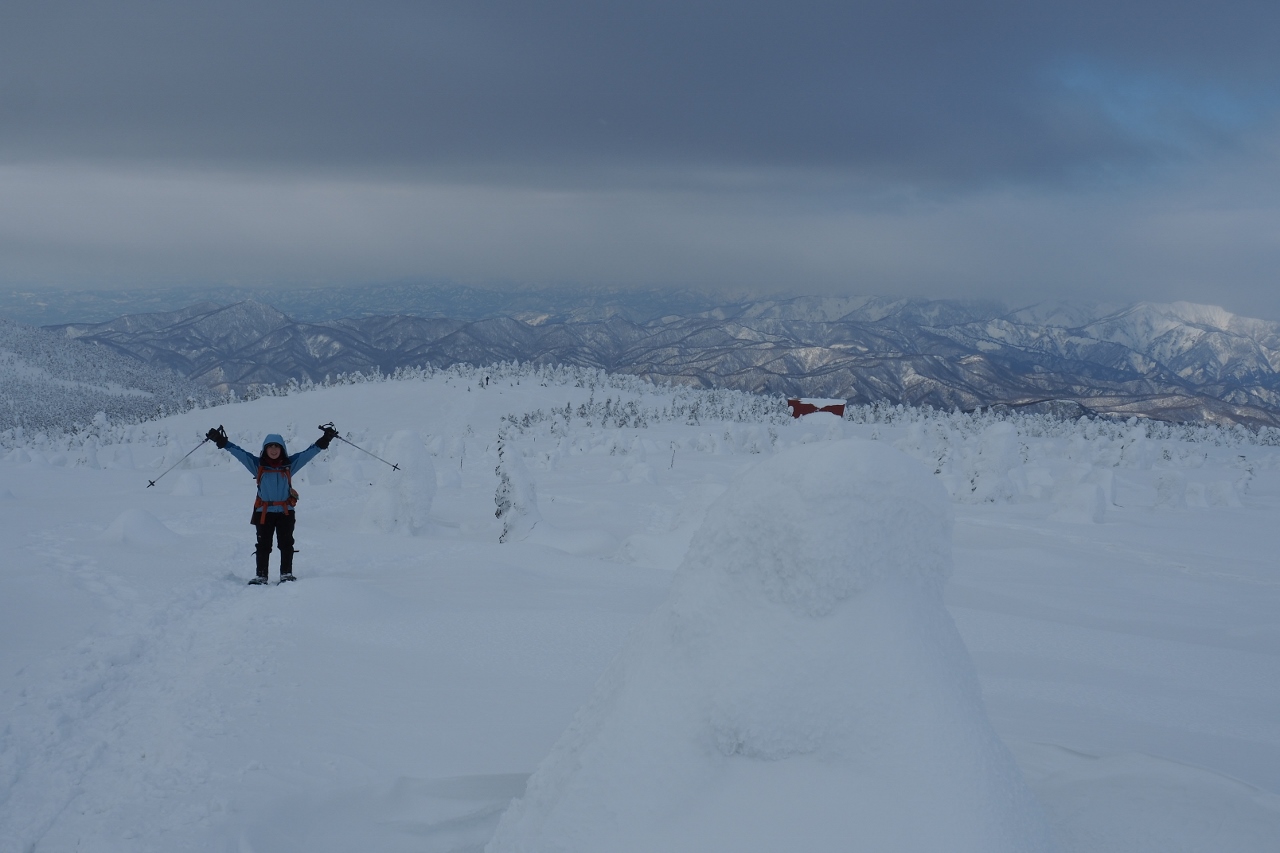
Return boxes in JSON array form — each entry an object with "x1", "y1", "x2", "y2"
[
  {"x1": 288, "y1": 424, "x2": 337, "y2": 473},
  {"x1": 208, "y1": 427, "x2": 259, "y2": 475}
]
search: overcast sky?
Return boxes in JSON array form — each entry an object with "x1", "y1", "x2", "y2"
[{"x1": 2, "y1": 1, "x2": 1278, "y2": 316}]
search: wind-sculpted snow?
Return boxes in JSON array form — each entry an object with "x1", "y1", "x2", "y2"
[
  {"x1": 682, "y1": 439, "x2": 953, "y2": 613},
  {"x1": 359, "y1": 430, "x2": 436, "y2": 536},
  {"x1": 487, "y1": 441, "x2": 1055, "y2": 853}
]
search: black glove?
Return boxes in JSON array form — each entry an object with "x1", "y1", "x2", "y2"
[
  {"x1": 206, "y1": 426, "x2": 228, "y2": 449},
  {"x1": 316, "y1": 424, "x2": 339, "y2": 450}
]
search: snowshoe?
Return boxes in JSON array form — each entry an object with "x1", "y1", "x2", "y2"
[
  {"x1": 278, "y1": 573, "x2": 296, "y2": 584},
  {"x1": 248, "y1": 576, "x2": 269, "y2": 586}
]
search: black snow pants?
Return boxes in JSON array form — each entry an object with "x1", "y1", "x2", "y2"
[{"x1": 254, "y1": 512, "x2": 296, "y2": 579}]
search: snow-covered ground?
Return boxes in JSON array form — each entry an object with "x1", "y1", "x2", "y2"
[{"x1": 2, "y1": 367, "x2": 1278, "y2": 852}]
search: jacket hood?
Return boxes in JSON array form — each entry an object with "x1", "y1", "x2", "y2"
[{"x1": 261, "y1": 434, "x2": 288, "y2": 455}]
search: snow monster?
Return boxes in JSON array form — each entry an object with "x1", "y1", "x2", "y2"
[{"x1": 487, "y1": 439, "x2": 1055, "y2": 853}]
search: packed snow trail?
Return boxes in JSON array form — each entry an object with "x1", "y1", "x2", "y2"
[
  {"x1": 2, "y1": 561, "x2": 294, "y2": 849},
  {"x1": 0, "y1": 483, "x2": 669, "y2": 852}
]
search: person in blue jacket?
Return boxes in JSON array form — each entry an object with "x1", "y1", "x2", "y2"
[{"x1": 206, "y1": 425, "x2": 338, "y2": 585}]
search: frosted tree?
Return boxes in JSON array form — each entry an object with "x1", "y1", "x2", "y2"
[{"x1": 494, "y1": 431, "x2": 541, "y2": 543}]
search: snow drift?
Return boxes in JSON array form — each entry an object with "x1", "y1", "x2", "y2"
[
  {"x1": 103, "y1": 508, "x2": 180, "y2": 547},
  {"x1": 487, "y1": 439, "x2": 1055, "y2": 853}
]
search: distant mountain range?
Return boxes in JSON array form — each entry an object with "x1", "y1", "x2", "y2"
[{"x1": 40, "y1": 295, "x2": 1280, "y2": 428}]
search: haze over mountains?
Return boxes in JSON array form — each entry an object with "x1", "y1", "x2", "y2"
[
  {"x1": 0, "y1": 283, "x2": 733, "y2": 326},
  {"x1": 33, "y1": 294, "x2": 1280, "y2": 428}
]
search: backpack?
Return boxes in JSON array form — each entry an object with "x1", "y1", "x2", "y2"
[{"x1": 253, "y1": 462, "x2": 299, "y2": 524}]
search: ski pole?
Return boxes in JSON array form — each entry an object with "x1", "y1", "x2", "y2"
[
  {"x1": 318, "y1": 423, "x2": 400, "y2": 471},
  {"x1": 147, "y1": 436, "x2": 210, "y2": 487}
]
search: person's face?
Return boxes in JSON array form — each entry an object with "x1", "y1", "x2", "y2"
[{"x1": 266, "y1": 444, "x2": 282, "y2": 460}]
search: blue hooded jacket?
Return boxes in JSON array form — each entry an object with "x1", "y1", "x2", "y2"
[{"x1": 224, "y1": 433, "x2": 322, "y2": 520}]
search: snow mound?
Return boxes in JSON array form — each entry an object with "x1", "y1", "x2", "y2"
[
  {"x1": 487, "y1": 439, "x2": 1054, "y2": 853},
  {"x1": 526, "y1": 525, "x2": 616, "y2": 557},
  {"x1": 169, "y1": 471, "x2": 203, "y2": 496},
  {"x1": 360, "y1": 431, "x2": 436, "y2": 536},
  {"x1": 1015, "y1": 742, "x2": 1280, "y2": 853},
  {"x1": 1050, "y1": 483, "x2": 1107, "y2": 523},
  {"x1": 103, "y1": 508, "x2": 180, "y2": 547}
]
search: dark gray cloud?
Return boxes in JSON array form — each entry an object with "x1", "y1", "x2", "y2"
[
  {"x1": 2, "y1": 1, "x2": 1279, "y2": 317},
  {"x1": 5, "y1": 1, "x2": 1277, "y2": 181}
]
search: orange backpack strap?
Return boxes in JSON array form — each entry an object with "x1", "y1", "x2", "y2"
[{"x1": 254, "y1": 464, "x2": 297, "y2": 524}]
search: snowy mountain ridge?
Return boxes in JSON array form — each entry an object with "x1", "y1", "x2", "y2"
[
  {"x1": 41, "y1": 295, "x2": 1280, "y2": 427},
  {"x1": 0, "y1": 317, "x2": 210, "y2": 432}
]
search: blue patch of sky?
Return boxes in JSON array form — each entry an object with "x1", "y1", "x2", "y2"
[{"x1": 1049, "y1": 58, "x2": 1271, "y2": 153}]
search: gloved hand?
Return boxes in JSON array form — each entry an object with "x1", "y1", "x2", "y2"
[
  {"x1": 316, "y1": 423, "x2": 339, "y2": 450},
  {"x1": 205, "y1": 426, "x2": 228, "y2": 449}
]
